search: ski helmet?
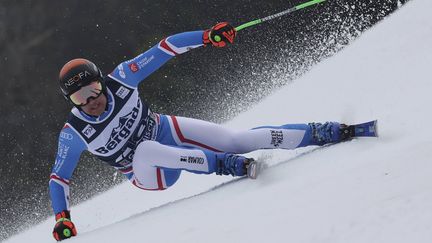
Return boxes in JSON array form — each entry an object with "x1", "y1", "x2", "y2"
[{"x1": 59, "y1": 58, "x2": 105, "y2": 104}]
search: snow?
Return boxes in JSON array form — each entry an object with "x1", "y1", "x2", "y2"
[{"x1": 6, "y1": 0, "x2": 432, "y2": 242}]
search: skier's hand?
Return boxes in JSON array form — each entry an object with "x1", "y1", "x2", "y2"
[
  {"x1": 203, "y1": 22, "x2": 237, "y2": 48},
  {"x1": 52, "y1": 210, "x2": 77, "y2": 241}
]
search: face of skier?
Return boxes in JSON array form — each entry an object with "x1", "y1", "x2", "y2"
[
  {"x1": 80, "y1": 93, "x2": 107, "y2": 116},
  {"x1": 67, "y1": 80, "x2": 107, "y2": 116}
]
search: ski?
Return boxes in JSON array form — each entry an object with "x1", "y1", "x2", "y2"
[{"x1": 341, "y1": 120, "x2": 378, "y2": 140}]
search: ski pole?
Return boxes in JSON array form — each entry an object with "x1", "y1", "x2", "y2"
[{"x1": 235, "y1": 0, "x2": 327, "y2": 32}]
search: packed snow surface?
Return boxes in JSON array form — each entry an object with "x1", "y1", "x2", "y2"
[{"x1": 6, "y1": 0, "x2": 432, "y2": 242}]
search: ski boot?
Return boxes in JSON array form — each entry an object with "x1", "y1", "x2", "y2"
[
  {"x1": 309, "y1": 122, "x2": 342, "y2": 145},
  {"x1": 216, "y1": 154, "x2": 260, "y2": 179}
]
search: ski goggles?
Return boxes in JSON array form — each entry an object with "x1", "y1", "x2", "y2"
[{"x1": 69, "y1": 81, "x2": 103, "y2": 106}]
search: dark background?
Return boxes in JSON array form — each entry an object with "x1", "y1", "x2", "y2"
[{"x1": 0, "y1": 0, "x2": 408, "y2": 240}]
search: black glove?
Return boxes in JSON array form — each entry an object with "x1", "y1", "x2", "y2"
[
  {"x1": 53, "y1": 210, "x2": 77, "y2": 241},
  {"x1": 203, "y1": 22, "x2": 237, "y2": 48}
]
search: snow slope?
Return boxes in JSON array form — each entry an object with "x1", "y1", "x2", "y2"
[{"x1": 6, "y1": 0, "x2": 432, "y2": 242}]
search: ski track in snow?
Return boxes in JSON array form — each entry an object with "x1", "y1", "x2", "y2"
[{"x1": 5, "y1": 0, "x2": 432, "y2": 242}]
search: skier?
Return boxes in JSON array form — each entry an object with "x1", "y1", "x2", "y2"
[{"x1": 50, "y1": 22, "x2": 356, "y2": 241}]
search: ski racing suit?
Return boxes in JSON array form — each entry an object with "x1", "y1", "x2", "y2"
[{"x1": 49, "y1": 30, "x2": 337, "y2": 215}]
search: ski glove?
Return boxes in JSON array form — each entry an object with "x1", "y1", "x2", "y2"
[
  {"x1": 203, "y1": 22, "x2": 237, "y2": 48},
  {"x1": 53, "y1": 210, "x2": 77, "y2": 241}
]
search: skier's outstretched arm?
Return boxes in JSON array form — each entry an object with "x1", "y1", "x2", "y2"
[
  {"x1": 108, "y1": 22, "x2": 236, "y2": 87},
  {"x1": 49, "y1": 125, "x2": 86, "y2": 241}
]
